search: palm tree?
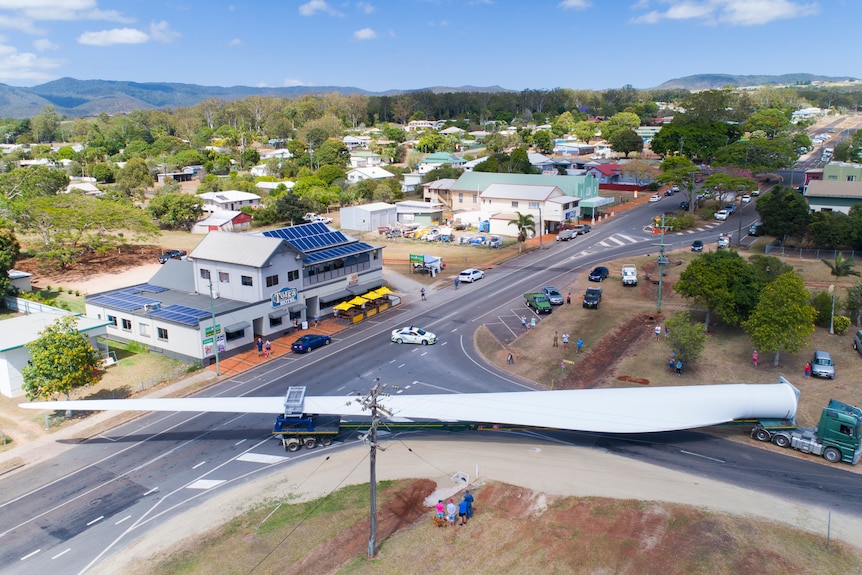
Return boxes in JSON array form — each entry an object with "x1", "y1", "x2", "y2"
[
  {"x1": 508, "y1": 211, "x2": 536, "y2": 254},
  {"x1": 822, "y1": 253, "x2": 860, "y2": 334}
]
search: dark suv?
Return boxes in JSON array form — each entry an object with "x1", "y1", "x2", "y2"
[
  {"x1": 583, "y1": 287, "x2": 602, "y2": 309},
  {"x1": 158, "y1": 249, "x2": 187, "y2": 264}
]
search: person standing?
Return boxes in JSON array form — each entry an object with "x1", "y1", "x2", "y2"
[
  {"x1": 566, "y1": 292, "x2": 571, "y2": 305},
  {"x1": 264, "y1": 339, "x2": 272, "y2": 358},
  {"x1": 521, "y1": 315, "x2": 527, "y2": 331},
  {"x1": 752, "y1": 350, "x2": 759, "y2": 368},
  {"x1": 654, "y1": 325, "x2": 661, "y2": 340},
  {"x1": 435, "y1": 499, "x2": 445, "y2": 521},
  {"x1": 576, "y1": 338, "x2": 583, "y2": 353},
  {"x1": 675, "y1": 358, "x2": 683, "y2": 376},
  {"x1": 804, "y1": 362, "x2": 812, "y2": 377},
  {"x1": 454, "y1": 277, "x2": 460, "y2": 290},
  {"x1": 562, "y1": 333, "x2": 569, "y2": 348},
  {"x1": 446, "y1": 499, "x2": 457, "y2": 527},
  {"x1": 530, "y1": 317, "x2": 536, "y2": 330},
  {"x1": 464, "y1": 489, "x2": 475, "y2": 520},
  {"x1": 458, "y1": 497, "x2": 468, "y2": 525},
  {"x1": 256, "y1": 337, "x2": 263, "y2": 357},
  {"x1": 507, "y1": 352, "x2": 514, "y2": 365},
  {"x1": 553, "y1": 331, "x2": 559, "y2": 347},
  {"x1": 420, "y1": 287, "x2": 426, "y2": 301}
]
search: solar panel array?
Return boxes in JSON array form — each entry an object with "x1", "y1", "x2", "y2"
[
  {"x1": 131, "y1": 284, "x2": 169, "y2": 293},
  {"x1": 262, "y1": 224, "x2": 351, "y2": 252},
  {"x1": 89, "y1": 292, "x2": 161, "y2": 311},
  {"x1": 147, "y1": 304, "x2": 211, "y2": 326},
  {"x1": 304, "y1": 242, "x2": 374, "y2": 264}
]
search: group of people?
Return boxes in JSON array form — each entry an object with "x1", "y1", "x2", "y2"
[
  {"x1": 435, "y1": 490, "x2": 474, "y2": 527},
  {"x1": 551, "y1": 331, "x2": 582, "y2": 352},
  {"x1": 256, "y1": 337, "x2": 272, "y2": 358},
  {"x1": 668, "y1": 352, "x2": 683, "y2": 375}
]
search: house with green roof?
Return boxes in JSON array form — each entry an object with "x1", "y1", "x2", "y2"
[{"x1": 418, "y1": 152, "x2": 465, "y2": 174}]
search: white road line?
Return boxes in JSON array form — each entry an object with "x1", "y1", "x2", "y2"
[
  {"x1": 115, "y1": 515, "x2": 131, "y2": 525},
  {"x1": 679, "y1": 450, "x2": 725, "y2": 463},
  {"x1": 420, "y1": 351, "x2": 428, "y2": 356},
  {"x1": 192, "y1": 461, "x2": 206, "y2": 470},
  {"x1": 52, "y1": 548, "x2": 71, "y2": 559},
  {"x1": 397, "y1": 363, "x2": 405, "y2": 368},
  {"x1": 20, "y1": 549, "x2": 40, "y2": 561},
  {"x1": 186, "y1": 479, "x2": 226, "y2": 490},
  {"x1": 616, "y1": 233, "x2": 638, "y2": 243},
  {"x1": 237, "y1": 453, "x2": 288, "y2": 464},
  {"x1": 86, "y1": 516, "x2": 104, "y2": 526},
  {"x1": 440, "y1": 341, "x2": 448, "y2": 346},
  {"x1": 143, "y1": 487, "x2": 158, "y2": 496},
  {"x1": 234, "y1": 439, "x2": 246, "y2": 446}
]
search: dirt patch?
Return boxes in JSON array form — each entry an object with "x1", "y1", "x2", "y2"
[{"x1": 15, "y1": 247, "x2": 160, "y2": 288}]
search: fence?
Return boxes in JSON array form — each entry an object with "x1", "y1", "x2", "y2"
[
  {"x1": 763, "y1": 243, "x2": 862, "y2": 260},
  {"x1": 4, "y1": 296, "x2": 72, "y2": 315}
]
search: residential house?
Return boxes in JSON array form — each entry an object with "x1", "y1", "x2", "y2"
[
  {"x1": 586, "y1": 163, "x2": 623, "y2": 185},
  {"x1": 192, "y1": 210, "x2": 254, "y2": 234},
  {"x1": 261, "y1": 149, "x2": 293, "y2": 160},
  {"x1": 421, "y1": 178, "x2": 459, "y2": 209},
  {"x1": 440, "y1": 126, "x2": 465, "y2": 136},
  {"x1": 395, "y1": 200, "x2": 444, "y2": 226},
  {"x1": 349, "y1": 150, "x2": 384, "y2": 169},
  {"x1": 402, "y1": 173, "x2": 422, "y2": 193},
  {"x1": 804, "y1": 180, "x2": 862, "y2": 214},
  {"x1": 198, "y1": 190, "x2": 261, "y2": 213},
  {"x1": 407, "y1": 120, "x2": 442, "y2": 131},
  {"x1": 346, "y1": 166, "x2": 395, "y2": 183},
  {"x1": 478, "y1": 183, "x2": 579, "y2": 237},
  {"x1": 65, "y1": 181, "x2": 103, "y2": 196},
  {"x1": 343, "y1": 135, "x2": 367, "y2": 151},
  {"x1": 255, "y1": 180, "x2": 296, "y2": 193},
  {"x1": 418, "y1": 152, "x2": 465, "y2": 174}
]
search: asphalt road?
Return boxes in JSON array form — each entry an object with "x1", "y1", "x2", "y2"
[{"x1": 1, "y1": 200, "x2": 859, "y2": 574}]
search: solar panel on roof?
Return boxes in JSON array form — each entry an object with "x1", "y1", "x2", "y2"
[
  {"x1": 304, "y1": 242, "x2": 374, "y2": 263},
  {"x1": 136, "y1": 284, "x2": 169, "y2": 293},
  {"x1": 89, "y1": 293, "x2": 161, "y2": 311},
  {"x1": 148, "y1": 304, "x2": 211, "y2": 326}
]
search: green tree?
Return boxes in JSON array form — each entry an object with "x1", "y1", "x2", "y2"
[
  {"x1": 115, "y1": 157, "x2": 153, "y2": 199},
  {"x1": 742, "y1": 272, "x2": 816, "y2": 366},
  {"x1": 808, "y1": 211, "x2": 854, "y2": 248},
  {"x1": 507, "y1": 211, "x2": 535, "y2": 254},
  {"x1": 608, "y1": 128, "x2": 644, "y2": 158},
  {"x1": 483, "y1": 133, "x2": 505, "y2": 153},
  {"x1": 755, "y1": 186, "x2": 809, "y2": 243},
  {"x1": 240, "y1": 147, "x2": 260, "y2": 169},
  {"x1": 674, "y1": 250, "x2": 763, "y2": 329},
  {"x1": 599, "y1": 111, "x2": 640, "y2": 142},
  {"x1": 551, "y1": 111, "x2": 576, "y2": 136},
  {"x1": 743, "y1": 109, "x2": 790, "y2": 139},
  {"x1": 665, "y1": 311, "x2": 707, "y2": 365},
  {"x1": 843, "y1": 280, "x2": 862, "y2": 327},
  {"x1": 22, "y1": 316, "x2": 101, "y2": 403},
  {"x1": 712, "y1": 138, "x2": 796, "y2": 172},
  {"x1": 147, "y1": 192, "x2": 204, "y2": 231},
  {"x1": 0, "y1": 227, "x2": 20, "y2": 298},
  {"x1": 30, "y1": 105, "x2": 61, "y2": 143},
  {"x1": 747, "y1": 254, "x2": 794, "y2": 285},
  {"x1": 0, "y1": 166, "x2": 70, "y2": 200},
  {"x1": 532, "y1": 130, "x2": 553, "y2": 154},
  {"x1": 315, "y1": 139, "x2": 349, "y2": 167},
  {"x1": 315, "y1": 164, "x2": 346, "y2": 185},
  {"x1": 571, "y1": 120, "x2": 597, "y2": 143},
  {"x1": 821, "y1": 253, "x2": 861, "y2": 329},
  {"x1": 91, "y1": 162, "x2": 114, "y2": 183}
]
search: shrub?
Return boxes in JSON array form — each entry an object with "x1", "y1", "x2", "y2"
[
  {"x1": 809, "y1": 290, "x2": 833, "y2": 328},
  {"x1": 833, "y1": 315, "x2": 851, "y2": 335}
]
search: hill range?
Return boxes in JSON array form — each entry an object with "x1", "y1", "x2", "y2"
[{"x1": 0, "y1": 73, "x2": 855, "y2": 119}]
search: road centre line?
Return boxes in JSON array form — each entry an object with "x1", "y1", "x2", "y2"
[
  {"x1": 679, "y1": 450, "x2": 725, "y2": 463},
  {"x1": 51, "y1": 548, "x2": 71, "y2": 559}
]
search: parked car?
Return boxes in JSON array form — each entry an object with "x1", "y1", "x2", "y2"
[
  {"x1": 470, "y1": 235, "x2": 487, "y2": 245},
  {"x1": 556, "y1": 229, "x2": 576, "y2": 242},
  {"x1": 459, "y1": 234, "x2": 474, "y2": 244},
  {"x1": 664, "y1": 189, "x2": 674, "y2": 196},
  {"x1": 741, "y1": 194, "x2": 752, "y2": 203},
  {"x1": 158, "y1": 249, "x2": 186, "y2": 264},
  {"x1": 748, "y1": 222, "x2": 763, "y2": 236},
  {"x1": 691, "y1": 240, "x2": 703, "y2": 252},
  {"x1": 583, "y1": 287, "x2": 602, "y2": 309},
  {"x1": 671, "y1": 185, "x2": 680, "y2": 193},
  {"x1": 854, "y1": 330, "x2": 862, "y2": 354},
  {"x1": 458, "y1": 268, "x2": 485, "y2": 283},
  {"x1": 648, "y1": 194, "x2": 661, "y2": 202},
  {"x1": 291, "y1": 333, "x2": 331, "y2": 353},
  {"x1": 487, "y1": 235, "x2": 503, "y2": 248},
  {"x1": 810, "y1": 350, "x2": 835, "y2": 379},
  {"x1": 588, "y1": 266, "x2": 609, "y2": 282},
  {"x1": 391, "y1": 326, "x2": 437, "y2": 345},
  {"x1": 724, "y1": 203, "x2": 737, "y2": 214},
  {"x1": 679, "y1": 201, "x2": 690, "y2": 211},
  {"x1": 713, "y1": 210, "x2": 729, "y2": 221},
  {"x1": 542, "y1": 286, "x2": 564, "y2": 305},
  {"x1": 750, "y1": 189, "x2": 760, "y2": 196},
  {"x1": 312, "y1": 215, "x2": 333, "y2": 224},
  {"x1": 524, "y1": 293, "x2": 552, "y2": 314},
  {"x1": 422, "y1": 229, "x2": 441, "y2": 242},
  {"x1": 579, "y1": 224, "x2": 592, "y2": 234}
]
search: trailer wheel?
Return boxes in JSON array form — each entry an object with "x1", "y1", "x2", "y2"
[
  {"x1": 286, "y1": 438, "x2": 301, "y2": 452},
  {"x1": 754, "y1": 428, "x2": 771, "y2": 442},
  {"x1": 321, "y1": 437, "x2": 333, "y2": 446},
  {"x1": 304, "y1": 437, "x2": 317, "y2": 449},
  {"x1": 773, "y1": 434, "x2": 791, "y2": 448},
  {"x1": 823, "y1": 447, "x2": 842, "y2": 463}
]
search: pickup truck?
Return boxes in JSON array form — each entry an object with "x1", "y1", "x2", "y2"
[{"x1": 524, "y1": 293, "x2": 552, "y2": 314}]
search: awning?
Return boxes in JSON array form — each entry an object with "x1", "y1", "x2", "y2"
[
  {"x1": 320, "y1": 290, "x2": 351, "y2": 304},
  {"x1": 288, "y1": 304, "x2": 306, "y2": 313},
  {"x1": 348, "y1": 281, "x2": 384, "y2": 295},
  {"x1": 268, "y1": 307, "x2": 291, "y2": 319},
  {"x1": 224, "y1": 321, "x2": 251, "y2": 334}
]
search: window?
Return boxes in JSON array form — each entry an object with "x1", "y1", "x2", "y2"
[
  {"x1": 287, "y1": 270, "x2": 299, "y2": 282},
  {"x1": 458, "y1": 192, "x2": 464, "y2": 202},
  {"x1": 226, "y1": 328, "x2": 245, "y2": 341},
  {"x1": 848, "y1": 176, "x2": 856, "y2": 182},
  {"x1": 528, "y1": 202, "x2": 540, "y2": 209},
  {"x1": 157, "y1": 327, "x2": 169, "y2": 341},
  {"x1": 219, "y1": 271, "x2": 230, "y2": 283},
  {"x1": 269, "y1": 316, "x2": 283, "y2": 327},
  {"x1": 121, "y1": 318, "x2": 132, "y2": 331},
  {"x1": 200, "y1": 268, "x2": 211, "y2": 280},
  {"x1": 107, "y1": 314, "x2": 117, "y2": 327},
  {"x1": 472, "y1": 194, "x2": 478, "y2": 203},
  {"x1": 266, "y1": 274, "x2": 279, "y2": 287},
  {"x1": 139, "y1": 323, "x2": 150, "y2": 337},
  {"x1": 511, "y1": 201, "x2": 519, "y2": 208},
  {"x1": 827, "y1": 175, "x2": 838, "y2": 180},
  {"x1": 241, "y1": 275, "x2": 253, "y2": 286}
]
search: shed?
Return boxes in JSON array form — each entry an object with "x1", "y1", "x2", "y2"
[{"x1": 340, "y1": 202, "x2": 398, "y2": 232}]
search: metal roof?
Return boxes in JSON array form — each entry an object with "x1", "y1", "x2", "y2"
[{"x1": 190, "y1": 232, "x2": 286, "y2": 268}]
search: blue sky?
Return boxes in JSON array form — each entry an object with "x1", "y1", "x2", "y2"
[{"x1": 0, "y1": 0, "x2": 856, "y2": 91}]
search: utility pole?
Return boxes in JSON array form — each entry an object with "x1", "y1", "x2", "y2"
[
  {"x1": 352, "y1": 379, "x2": 395, "y2": 559},
  {"x1": 652, "y1": 214, "x2": 671, "y2": 313}
]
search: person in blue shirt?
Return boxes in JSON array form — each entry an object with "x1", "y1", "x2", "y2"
[
  {"x1": 463, "y1": 489, "x2": 474, "y2": 520},
  {"x1": 458, "y1": 497, "x2": 468, "y2": 525}
]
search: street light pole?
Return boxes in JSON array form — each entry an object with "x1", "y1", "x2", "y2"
[
  {"x1": 538, "y1": 206, "x2": 543, "y2": 250},
  {"x1": 208, "y1": 280, "x2": 221, "y2": 376},
  {"x1": 829, "y1": 284, "x2": 836, "y2": 335}
]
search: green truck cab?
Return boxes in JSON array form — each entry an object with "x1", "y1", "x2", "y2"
[{"x1": 524, "y1": 293, "x2": 552, "y2": 314}]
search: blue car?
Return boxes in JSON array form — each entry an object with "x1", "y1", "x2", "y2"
[
  {"x1": 470, "y1": 235, "x2": 486, "y2": 245},
  {"x1": 291, "y1": 333, "x2": 331, "y2": 353}
]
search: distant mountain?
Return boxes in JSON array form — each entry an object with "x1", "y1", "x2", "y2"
[{"x1": 655, "y1": 73, "x2": 858, "y2": 90}]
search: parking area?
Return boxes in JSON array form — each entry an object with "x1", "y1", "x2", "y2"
[{"x1": 484, "y1": 305, "x2": 549, "y2": 346}]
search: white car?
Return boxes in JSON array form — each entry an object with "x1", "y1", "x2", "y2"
[
  {"x1": 458, "y1": 234, "x2": 474, "y2": 244},
  {"x1": 312, "y1": 215, "x2": 333, "y2": 224},
  {"x1": 458, "y1": 268, "x2": 485, "y2": 283},
  {"x1": 391, "y1": 326, "x2": 437, "y2": 345},
  {"x1": 422, "y1": 230, "x2": 441, "y2": 241},
  {"x1": 741, "y1": 194, "x2": 751, "y2": 203},
  {"x1": 714, "y1": 209, "x2": 729, "y2": 221},
  {"x1": 648, "y1": 194, "x2": 661, "y2": 202}
]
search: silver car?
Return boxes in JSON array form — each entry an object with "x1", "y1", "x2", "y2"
[
  {"x1": 542, "y1": 286, "x2": 564, "y2": 305},
  {"x1": 811, "y1": 350, "x2": 835, "y2": 379}
]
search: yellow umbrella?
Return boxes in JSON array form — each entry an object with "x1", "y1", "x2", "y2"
[
  {"x1": 347, "y1": 296, "x2": 369, "y2": 306},
  {"x1": 363, "y1": 290, "x2": 382, "y2": 300},
  {"x1": 374, "y1": 286, "x2": 393, "y2": 296},
  {"x1": 333, "y1": 301, "x2": 354, "y2": 311}
]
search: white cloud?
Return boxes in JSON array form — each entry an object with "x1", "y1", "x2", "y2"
[
  {"x1": 33, "y1": 38, "x2": 57, "y2": 51},
  {"x1": 77, "y1": 27, "x2": 148, "y2": 46},
  {"x1": 228, "y1": 38, "x2": 242, "y2": 47},
  {"x1": 0, "y1": 43, "x2": 62, "y2": 83},
  {"x1": 353, "y1": 27, "x2": 377, "y2": 40},
  {"x1": 148, "y1": 20, "x2": 180, "y2": 43},
  {"x1": 559, "y1": 0, "x2": 591, "y2": 9},
  {"x1": 299, "y1": 0, "x2": 343, "y2": 17},
  {"x1": 356, "y1": 1, "x2": 375, "y2": 14},
  {"x1": 282, "y1": 78, "x2": 308, "y2": 87},
  {"x1": 0, "y1": 14, "x2": 42, "y2": 34},
  {"x1": 631, "y1": 0, "x2": 819, "y2": 26},
  {"x1": 0, "y1": 1, "x2": 134, "y2": 23}
]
